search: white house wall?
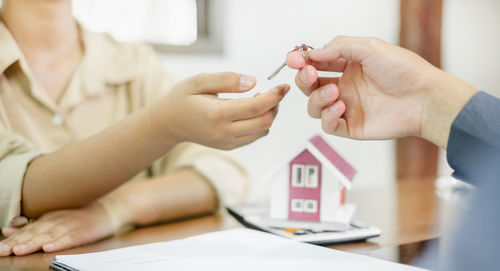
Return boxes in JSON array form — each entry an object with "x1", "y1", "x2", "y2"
[
  {"x1": 269, "y1": 166, "x2": 289, "y2": 220},
  {"x1": 320, "y1": 168, "x2": 341, "y2": 222}
]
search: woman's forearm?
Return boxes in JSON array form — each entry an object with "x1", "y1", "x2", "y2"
[
  {"x1": 117, "y1": 169, "x2": 218, "y2": 226},
  {"x1": 21, "y1": 107, "x2": 178, "y2": 218},
  {"x1": 20, "y1": 72, "x2": 286, "y2": 219}
]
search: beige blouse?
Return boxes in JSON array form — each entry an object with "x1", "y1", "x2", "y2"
[{"x1": 0, "y1": 22, "x2": 248, "y2": 228}]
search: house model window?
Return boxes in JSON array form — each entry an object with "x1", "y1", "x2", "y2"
[
  {"x1": 305, "y1": 165, "x2": 319, "y2": 188},
  {"x1": 304, "y1": 200, "x2": 318, "y2": 213},
  {"x1": 291, "y1": 165, "x2": 305, "y2": 187},
  {"x1": 291, "y1": 199, "x2": 304, "y2": 212}
]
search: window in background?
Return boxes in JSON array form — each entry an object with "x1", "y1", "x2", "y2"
[{"x1": 72, "y1": 0, "x2": 222, "y2": 54}]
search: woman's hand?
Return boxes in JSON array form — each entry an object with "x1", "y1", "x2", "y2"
[
  {"x1": 287, "y1": 36, "x2": 477, "y2": 148},
  {"x1": 0, "y1": 203, "x2": 118, "y2": 256},
  {"x1": 151, "y1": 72, "x2": 290, "y2": 150},
  {"x1": 0, "y1": 168, "x2": 217, "y2": 256}
]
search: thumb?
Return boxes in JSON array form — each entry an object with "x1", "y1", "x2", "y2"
[
  {"x1": 186, "y1": 72, "x2": 256, "y2": 94},
  {"x1": 309, "y1": 36, "x2": 381, "y2": 64}
]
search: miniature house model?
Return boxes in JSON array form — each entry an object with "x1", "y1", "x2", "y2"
[{"x1": 269, "y1": 135, "x2": 356, "y2": 228}]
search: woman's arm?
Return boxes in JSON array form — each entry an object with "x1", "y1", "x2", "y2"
[
  {"x1": 21, "y1": 73, "x2": 289, "y2": 218},
  {"x1": 21, "y1": 105, "x2": 177, "y2": 219},
  {"x1": 0, "y1": 168, "x2": 218, "y2": 256},
  {"x1": 115, "y1": 169, "x2": 219, "y2": 226}
]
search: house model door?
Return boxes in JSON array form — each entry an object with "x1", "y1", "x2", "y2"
[{"x1": 288, "y1": 150, "x2": 321, "y2": 222}]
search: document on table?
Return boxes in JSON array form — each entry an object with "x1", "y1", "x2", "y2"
[{"x1": 50, "y1": 228, "x2": 427, "y2": 271}]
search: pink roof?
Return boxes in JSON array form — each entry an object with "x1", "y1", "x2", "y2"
[{"x1": 309, "y1": 135, "x2": 356, "y2": 181}]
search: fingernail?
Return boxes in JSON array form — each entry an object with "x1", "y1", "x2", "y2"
[
  {"x1": 43, "y1": 243, "x2": 55, "y2": 252},
  {"x1": 321, "y1": 85, "x2": 334, "y2": 101},
  {"x1": 0, "y1": 244, "x2": 11, "y2": 256},
  {"x1": 240, "y1": 75, "x2": 256, "y2": 89},
  {"x1": 11, "y1": 216, "x2": 28, "y2": 227},
  {"x1": 13, "y1": 244, "x2": 27, "y2": 254}
]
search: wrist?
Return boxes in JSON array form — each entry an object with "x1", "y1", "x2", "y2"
[
  {"x1": 421, "y1": 69, "x2": 478, "y2": 149},
  {"x1": 96, "y1": 192, "x2": 135, "y2": 231},
  {"x1": 143, "y1": 100, "x2": 183, "y2": 148},
  {"x1": 119, "y1": 181, "x2": 162, "y2": 226}
]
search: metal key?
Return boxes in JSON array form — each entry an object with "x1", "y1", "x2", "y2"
[{"x1": 267, "y1": 44, "x2": 314, "y2": 80}]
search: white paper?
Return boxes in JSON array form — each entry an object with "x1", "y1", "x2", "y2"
[{"x1": 55, "y1": 229, "x2": 427, "y2": 271}]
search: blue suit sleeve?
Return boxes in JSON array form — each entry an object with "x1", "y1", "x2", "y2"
[{"x1": 447, "y1": 91, "x2": 500, "y2": 185}]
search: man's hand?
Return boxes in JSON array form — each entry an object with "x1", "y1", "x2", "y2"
[
  {"x1": 287, "y1": 36, "x2": 477, "y2": 148},
  {"x1": 153, "y1": 72, "x2": 290, "y2": 150},
  {"x1": 0, "y1": 204, "x2": 117, "y2": 256}
]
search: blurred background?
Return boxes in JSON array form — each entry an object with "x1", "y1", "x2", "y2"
[{"x1": 67, "y1": 0, "x2": 500, "y2": 197}]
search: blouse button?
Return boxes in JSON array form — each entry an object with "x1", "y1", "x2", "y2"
[{"x1": 52, "y1": 114, "x2": 64, "y2": 126}]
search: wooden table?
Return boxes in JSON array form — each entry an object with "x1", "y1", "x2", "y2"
[{"x1": 0, "y1": 178, "x2": 443, "y2": 270}]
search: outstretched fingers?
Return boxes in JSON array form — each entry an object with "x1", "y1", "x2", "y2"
[
  {"x1": 223, "y1": 84, "x2": 290, "y2": 120},
  {"x1": 42, "y1": 229, "x2": 95, "y2": 253},
  {"x1": 12, "y1": 225, "x2": 71, "y2": 255}
]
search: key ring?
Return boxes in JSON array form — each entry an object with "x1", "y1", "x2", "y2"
[
  {"x1": 295, "y1": 44, "x2": 314, "y2": 61},
  {"x1": 268, "y1": 44, "x2": 315, "y2": 80}
]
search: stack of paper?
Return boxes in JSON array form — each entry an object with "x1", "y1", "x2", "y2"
[{"x1": 51, "y1": 229, "x2": 426, "y2": 271}]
